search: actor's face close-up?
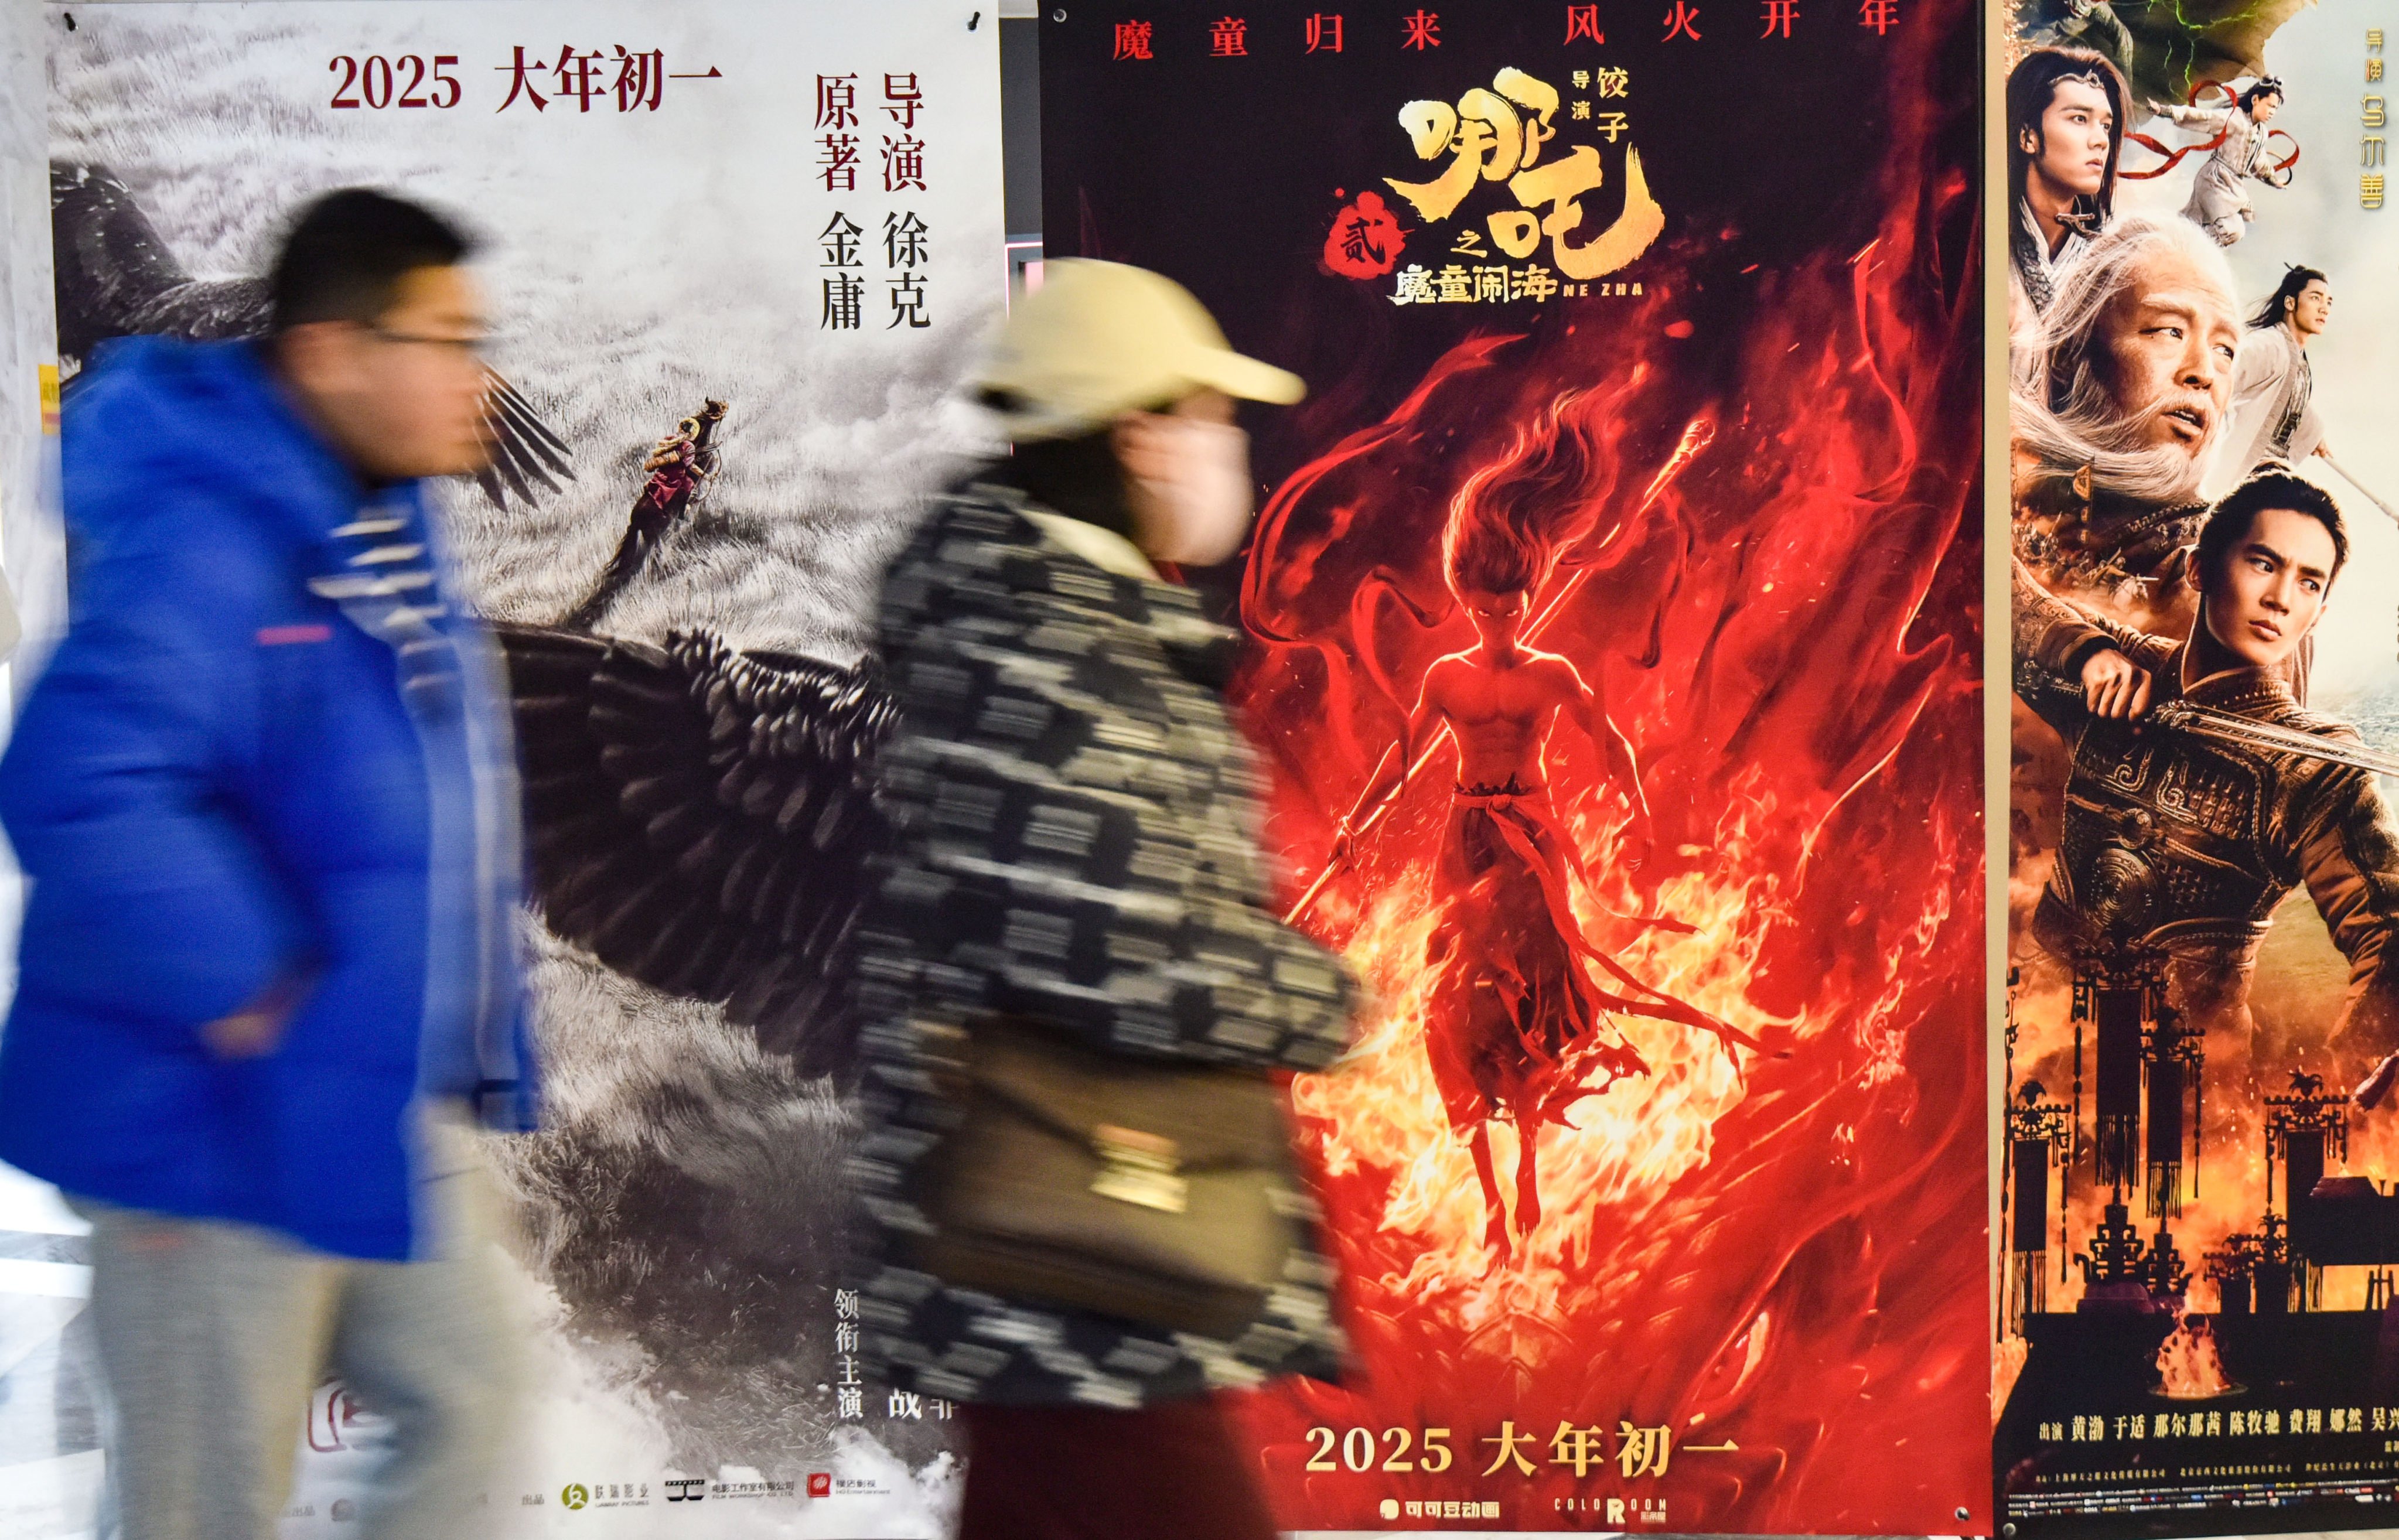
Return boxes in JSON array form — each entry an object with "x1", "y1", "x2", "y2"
[
  {"x1": 2251, "y1": 92, "x2": 2281, "y2": 124},
  {"x1": 2205, "y1": 506, "x2": 2338, "y2": 670},
  {"x1": 2032, "y1": 78, "x2": 2114, "y2": 201},
  {"x1": 356, "y1": 264, "x2": 494, "y2": 482},
  {"x1": 1465, "y1": 588, "x2": 1528, "y2": 652},
  {"x1": 2094, "y1": 245, "x2": 2238, "y2": 459},
  {"x1": 2292, "y1": 279, "x2": 2333, "y2": 336}
]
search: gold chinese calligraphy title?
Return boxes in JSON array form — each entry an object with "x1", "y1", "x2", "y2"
[{"x1": 1386, "y1": 66, "x2": 1663, "y2": 282}]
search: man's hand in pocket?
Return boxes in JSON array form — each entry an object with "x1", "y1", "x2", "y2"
[{"x1": 201, "y1": 975, "x2": 308, "y2": 1059}]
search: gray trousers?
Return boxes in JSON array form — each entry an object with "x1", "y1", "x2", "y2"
[{"x1": 71, "y1": 1112, "x2": 522, "y2": 1540}]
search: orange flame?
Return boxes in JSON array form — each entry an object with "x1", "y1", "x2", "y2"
[
  {"x1": 2154, "y1": 1315, "x2": 2234, "y2": 1400},
  {"x1": 1224, "y1": 0, "x2": 1984, "y2": 1529},
  {"x1": 1294, "y1": 775, "x2": 1828, "y2": 1320}
]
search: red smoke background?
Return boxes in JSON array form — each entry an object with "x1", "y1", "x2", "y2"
[{"x1": 1222, "y1": 0, "x2": 1987, "y2": 1529}]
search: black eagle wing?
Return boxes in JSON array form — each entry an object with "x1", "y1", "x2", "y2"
[
  {"x1": 50, "y1": 161, "x2": 251, "y2": 360},
  {"x1": 476, "y1": 375, "x2": 576, "y2": 511},
  {"x1": 52, "y1": 161, "x2": 575, "y2": 511},
  {"x1": 497, "y1": 623, "x2": 898, "y2": 1078}
]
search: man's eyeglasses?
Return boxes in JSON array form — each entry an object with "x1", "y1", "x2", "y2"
[{"x1": 368, "y1": 326, "x2": 494, "y2": 360}]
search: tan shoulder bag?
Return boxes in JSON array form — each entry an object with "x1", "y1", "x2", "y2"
[{"x1": 908, "y1": 1020, "x2": 1312, "y2": 1340}]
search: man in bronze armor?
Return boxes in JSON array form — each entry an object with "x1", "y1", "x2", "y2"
[{"x1": 2013, "y1": 470, "x2": 2399, "y2": 1104}]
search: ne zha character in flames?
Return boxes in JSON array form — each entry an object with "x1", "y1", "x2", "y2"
[{"x1": 1324, "y1": 394, "x2": 1757, "y2": 1259}]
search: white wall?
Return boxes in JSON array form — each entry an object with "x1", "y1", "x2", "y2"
[
  {"x1": 0, "y1": 0, "x2": 63, "y2": 1003},
  {"x1": 2, "y1": 0, "x2": 61, "y2": 689}
]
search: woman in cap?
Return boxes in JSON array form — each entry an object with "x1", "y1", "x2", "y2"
[{"x1": 845, "y1": 261, "x2": 1357, "y2": 1538}]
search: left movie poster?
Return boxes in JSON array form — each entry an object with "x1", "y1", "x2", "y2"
[{"x1": 4, "y1": 3, "x2": 999, "y2": 1535}]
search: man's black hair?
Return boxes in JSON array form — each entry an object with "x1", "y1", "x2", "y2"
[
  {"x1": 2249, "y1": 264, "x2": 2328, "y2": 330},
  {"x1": 268, "y1": 188, "x2": 476, "y2": 334},
  {"x1": 971, "y1": 390, "x2": 1192, "y2": 542},
  {"x1": 2007, "y1": 46, "x2": 2130, "y2": 227},
  {"x1": 978, "y1": 429, "x2": 1135, "y2": 540},
  {"x1": 2238, "y1": 77, "x2": 2285, "y2": 114},
  {"x1": 2196, "y1": 469, "x2": 2349, "y2": 594}
]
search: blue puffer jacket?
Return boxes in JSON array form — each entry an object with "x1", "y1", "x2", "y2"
[{"x1": 0, "y1": 338, "x2": 537, "y2": 1261}]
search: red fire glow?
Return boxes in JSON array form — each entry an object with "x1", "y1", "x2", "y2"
[
  {"x1": 1226, "y1": 6, "x2": 1983, "y2": 1533},
  {"x1": 2155, "y1": 1314, "x2": 2234, "y2": 1400}
]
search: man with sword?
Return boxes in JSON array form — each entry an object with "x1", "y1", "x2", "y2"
[
  {"x1": 2207, "y1": 265, "x2": 2331, "y2": 501},
  {"x1": 2014, "y1": 470, "x2": 2399, "y2": 1106},
  {"x1": 2201, "y1": 264, "x2": 2399, "y2": 527}
]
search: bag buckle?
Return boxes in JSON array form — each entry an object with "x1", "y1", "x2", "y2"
[{"x1": 1091, "y1": 1125, "x2": 1189, "y2": 1214}]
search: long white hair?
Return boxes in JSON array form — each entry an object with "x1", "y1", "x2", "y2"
[{"x1": 2010, "y1": 214, "x2": 2238, "y2": 507}]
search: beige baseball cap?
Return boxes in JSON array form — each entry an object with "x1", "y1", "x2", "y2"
[{"x1": 976, "y1": 259, "x2": 1305, "y2": 442}]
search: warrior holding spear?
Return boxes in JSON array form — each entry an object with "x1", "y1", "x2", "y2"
[{"x1": 1302, "y1": 397, "x2": 1755, "y2": 1261}]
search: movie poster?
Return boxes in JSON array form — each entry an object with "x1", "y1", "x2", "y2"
[
  {"x1": 1042, "y1": 2, "x2": 1984, "y2": 1532},
  {"x1": 2, "y1": 2, "x2": 999, "y2": 1534},
  {"x1": 1997, "y1": 0, "x2": 2399, "y2": 1532}
]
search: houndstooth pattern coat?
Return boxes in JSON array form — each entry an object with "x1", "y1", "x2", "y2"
[{"x1": 845, "y1": 483, "x2": 1357, "y2": 1409}]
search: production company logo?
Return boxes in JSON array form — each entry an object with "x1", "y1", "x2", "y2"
[
  {"x1": 1371, "y1": 1494, "x2": 1664, "y2": 1524},
  {"x1": 1556, "y1": 1495, "x2": 1670, "y2": 1524},
  {"x1": 709, "y1": 1477, "x2": 800, "y2": 1500},
  {"x1": 824, "y1": 1474, "x2": 892, "y2": 1497},
  {"x1": 807, "y1": 1473, "x2": 832, "y2": 1498},
  {"x1": 1379, "y1": 1498, "x2": 1503, "y2": 1522},
  {"x1": 664, "y1": 1477, "x2": 705, "y2": 1503}
]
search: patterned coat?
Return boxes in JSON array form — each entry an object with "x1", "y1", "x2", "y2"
[{"x1": 847, "y1": 483, "x2": 1357, "y2": 1408}]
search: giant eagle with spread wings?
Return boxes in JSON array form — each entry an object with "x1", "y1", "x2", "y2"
[
  {"x1": 51, "y1": 163, "x2": 905, "y2": 1071},
  {"x1": 43, "y1": 145, "x2": 931, "y2": 1470},
  {"x1": 53, "y1": 157, "x2": 896, "y2": 1080}
]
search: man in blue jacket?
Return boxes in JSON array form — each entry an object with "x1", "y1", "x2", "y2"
[{"x1": 0, "y1": 189, "x2": 538, "y2": 1539}]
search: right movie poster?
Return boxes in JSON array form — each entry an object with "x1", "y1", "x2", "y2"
[{"x1": 2000, "y1": 0, "x2": 2399, "y2": 1532}]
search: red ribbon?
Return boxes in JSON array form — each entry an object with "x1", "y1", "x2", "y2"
[{"x1": 2120, "y1": 80, "x2": 2233, "y2": 180}]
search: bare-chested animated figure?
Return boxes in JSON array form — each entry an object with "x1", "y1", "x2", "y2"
[{"x1": 1328, "y1": 392, "x2": 1756, "y2": 1260}]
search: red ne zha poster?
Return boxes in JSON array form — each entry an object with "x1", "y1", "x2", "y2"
[{"x1": 1040, "y1": 0, "x2": 1986, "y2": 1532}]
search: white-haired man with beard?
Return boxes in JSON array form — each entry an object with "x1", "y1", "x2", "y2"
[
  {"x1": 2008, "y1": 213, "x2": 2251, "y2": 984},
  {"x1": 2012, "y1": 213, "x2": 2241, "y2": 644}
]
